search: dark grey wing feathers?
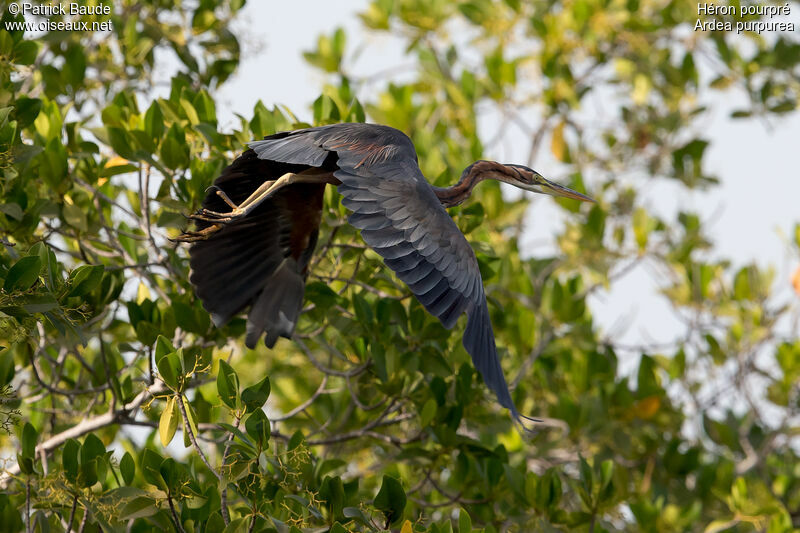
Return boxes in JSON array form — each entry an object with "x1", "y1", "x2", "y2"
[
  {"x1": 248, "y1": 132, "x2": 330, "y2": 167},
  {"x1": 247, "y1": 123, "x2": 525, "y2": 423},
  {"x1": 333, "y1": 163, "x2": 523, "y2": 422}
]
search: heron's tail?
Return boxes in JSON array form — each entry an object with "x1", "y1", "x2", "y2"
[{"x1": 245, "y1": 258, "x2": 306, "y2": 349}]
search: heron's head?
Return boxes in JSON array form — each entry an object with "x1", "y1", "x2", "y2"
[
  {"x1": 501, "y1": 164, "x2": 595, "y2": 203},
  {"x1": 440, "y1": 160, "x2": 594, "y2": 208}
]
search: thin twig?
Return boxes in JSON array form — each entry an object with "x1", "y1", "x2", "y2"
[
  {"x1": 175, "y1": 392, "x2": 223, "y2": 483},
  {"x1": 98, "y1": 334, "x2": 117, "y2": 411},
  {"x1": 166, "y1": 493, "x2": 186, "y2": 533},
  {"x1": 511, "y1": 330, "x2": 554, "y2": 390},
  {"x1": 272, "y1": 375, "x2": 329, "y2": 421},
  {"x1": 77, "y1": 501, "x2": 88, "y2": 533},
  {"x1": 248, "y1": 510, "x2": 257, "y2": 533},
  {"x1": 66, "y1": 494, "x2": 78, "y2": 532},
  {"x1": 26, "y1": 478, "x2": 31, "y2": 533},
  {"x1": 219, "y1": 413, "x2": 243, "y2": 526}
]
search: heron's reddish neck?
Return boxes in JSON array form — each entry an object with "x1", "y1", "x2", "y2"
[{"x1": 433, "y1": 160, "x2": 508, "y2": 208}]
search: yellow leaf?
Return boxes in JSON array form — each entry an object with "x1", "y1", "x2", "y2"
[
  {"x1": 704, "y1": 518, "x2": 739, "y2": 533},
  {"x1": 614, "y1": 58, "x2": 635, "y2": 78},
  {"x1": 182, "y1": 395, "x2": 198, "y2": 448},
  {"x1": 634, "y1": 396, "x2": 660, "y2": 419},
  {"x1": 401, "y1": 520, "x2": 413, "y2": 533},
  {"x1": 136, "y1": 282, "x2": 150, "y2": 304},
  {"x1": 104, "y1": 156, "x2": 129, "y2": 168},
  {"x1": 159, "y1": 397, "x2": 178, "y2": 447},
  {"x1": 551, "y1": 122, "x2": 566, "y2": 162},
  {"x1": 632, "y1": 74, "x2": 651, "y2": 105},
  {"x1": 791, "y1": 266, "x2": 800, "y2": 296}
]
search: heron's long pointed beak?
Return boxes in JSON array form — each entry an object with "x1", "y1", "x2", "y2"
[{"x1": 539, "y1": 179, "x2": 595, "y2": 202}]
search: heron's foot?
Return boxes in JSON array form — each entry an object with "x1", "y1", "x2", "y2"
[
  {"x1": 173, "y1": 224, "x2": 224, "y2": 243},
  {"x1": 188, "y1": 186, "x2": 247, "y2": 222},
  {"x1": 188, "y1": 206, "x2": 245, "y2": 223}
]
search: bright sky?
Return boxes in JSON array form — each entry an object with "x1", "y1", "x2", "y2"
[{"x1": 216, "y1": 1, "x2": 800, "y2": 367}]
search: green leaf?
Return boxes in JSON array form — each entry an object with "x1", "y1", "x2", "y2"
[
  {"x1": 374, "y1": 475, "x2": 406, "y2": 525},
  {"x1": 120, "y1": 496, "x2": 158, "y2": 520},
  {"x1": 330, "y1": 523, "x2": 347, "y2": 533},
  {"x1": 223, "y1": 519, "x2": 247, "y2": 533},
  {"x1": 17, "y1": 454, "x2": 34, "y2": 475},
  {"x1": 320, "y1": 475, "x2": 345, "y2": 521},
  {"x1": 14, "y1": 97, "x2": 42, "y2": 128},
  {"x1": 67, "y1": 265, "x2": 104, "y2": 297},
  {"x1": 181, "y1": 395, "x2": 198, "y2": 448},
  {"x1": 144, "y1": 101, "x2": 164, "y2": 140},
  {"x1": 288, "y1": 430, "x2": 304, "y2": 450},
  {"x1": 13, "y1": 40, "x2": 38, "y2": 65},
  {"x1": 140, "y1": 449, "x2": 166, "y2": 490},
  {"x1": 82, "y1": 434, "x2": 106, "y2": 461},
  {"x1": 352, "y1": 292, "x2": 373, "y2": 324},
  {"x1": 154, "y1": 335, "x2": 175, "y2": 359},
  {"x1": 62, "y1": 439, "x2": 80, "y2": 483},
  {"x1": 173, "y1": 301, "x2": 200, "y2": 334},
  {"x1": 20, "y1": 423, "x2": 37, "y2": 459},
  {"x1": 420, "y1": 398, "x2": 437, "y2": 427},
  {"x1": 600, "y1": 460, "x2": 614, "y2": 490},
  {"x1": 135, "y1": 322, "x2": 159, "y2": 346},
  {"x1": 107, "y1": 127, "x2": 136, "y2": 160},
  {"x1": 313, "y1": 94, "x2": 341, "y2": 123},
  {"x1": 533, "y1": 469, "x2": 562, "y2": 511},
  {"x1": 20, "y1": 293, "x2": 58, "y2": 314},
  {"x1": 159, "y1": 457, "x2": 180, "y2": 490},
  {"x1": 244, "y1": 409, "x2": 270, "y2": 448},
  {"x1": 217, "y1": 360, "x2": 239, "y2": 410},
  {"x1": 0, "y1": 349, "x2": 15, "y2": 386},
  {"x1": 0, "y1": 202, "x2": 22, "y2": 221},
  {"x1": 79, "y1": 458, "x2": 98, "y2": 487},
  {"x1": 160, "y1": 124, "x2": 189, "y2": 169},
  {"x1": 218, "y1": 423, "x2": 256, "y2": 451},
  {"x1": 458, "y1": 507, "x2": 472, "y2": 532},
  {"x1": 348, "y1": 99, "x2": 366, "y2": 122},
  {"x1": 192, "y1": 90, "x2": 217, "y2": 124},
  {"x1": 159, "y1": 396, "x2": 179, "y2": 447},
  {"x1": 155, "y1": 336, "x2": 182, "y2": 391},
  {"x1": 4, "y1": 256, "x2": 41, "y2": 291},
  {"x1": 120, "y1": 452, "x2": 135, "y2": 485},
  {"x1": 241, "y1": 375, "x2": 270, "y2": 413},
  {"x1": 180, "y1": 98, "x2": 200, "y2": 125},
  {"x1": 62, "y1": 203, "x2": 88, "y2": 232}
]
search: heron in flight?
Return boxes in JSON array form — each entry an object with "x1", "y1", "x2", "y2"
[{"x1": 178, "y1": 123, "x2": 593, "y2": 426}]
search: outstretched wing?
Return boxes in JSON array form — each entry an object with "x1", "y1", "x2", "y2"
[
  {"x1": 336, "y1": 161, "x2": 521, "y2": 419},
  {"x1": 249, "y1": 123, "x2": 524, "y2": 423},
  {"x1": 187, "y1": 150, "x2": 325, "y2": 348}
]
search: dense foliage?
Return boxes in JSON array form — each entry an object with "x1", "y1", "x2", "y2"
[{"x1": 1, "y1": 0, "x2": 799, "y2": 531}]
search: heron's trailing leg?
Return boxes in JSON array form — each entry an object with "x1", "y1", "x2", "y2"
[
  {"x1": 190, "y1": 172, "x2": 301, "y2": 223},
  {"x1": 209, "y1": 185, "x2": 238, "y2": 209},
  {"x1": 179, "y1": 172, "x2": 321, "y2": 241}
]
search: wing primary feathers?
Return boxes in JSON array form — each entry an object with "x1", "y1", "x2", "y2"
[
  {"x1": 331, "y1": 160, "x2": 535, "y2": 430},
  {"x1": 190, "y1": 124, "x2": 536, "y2": 430}
]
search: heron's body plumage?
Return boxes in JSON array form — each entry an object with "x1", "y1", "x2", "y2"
[{"x1": 183, "y1": 122, "x2": 593, "y2": 427}]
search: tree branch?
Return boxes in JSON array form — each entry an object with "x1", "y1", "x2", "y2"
[{"x1": 0, "y1": 382, "x2": 167, "y2": 488}]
